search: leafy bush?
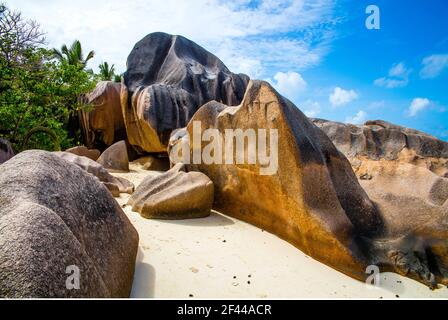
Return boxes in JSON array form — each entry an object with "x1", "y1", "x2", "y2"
[{"x1": 0, "y1": 3, "x2": 98, "y2": 151}]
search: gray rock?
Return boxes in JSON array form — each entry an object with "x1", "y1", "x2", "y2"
[
  {"x1": 54, "y1": 152, "x2": 134, "y2": 197},
  {"x1": 97, "y1": 140, "x2": 130, "y2": 173},
  {"x1": 128, "y1": 163, "x2": 214, "y2": 219},
  {"x1": 0, "y1": 151, "x2": 139, "y2": 298},
  {"x1": 121, "y1": 32, "x2": 250, "y2": 153},
  {"x1": 0, "y1": 139, "x2": 14, "y2": 164},
  {"x1": 312, "y1": 119, "x2": 448, "y2": 160}
]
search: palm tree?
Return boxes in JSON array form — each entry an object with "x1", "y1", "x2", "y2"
[
  {"x1": 53, "y1": 40, "x2": 95, "y2": 69},
  {"x1": 99, "y1": 61, "x2": 115, "y2": 81}
]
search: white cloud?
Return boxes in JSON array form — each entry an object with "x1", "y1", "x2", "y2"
[
  {"x1": 374, "y1": 62, "x2": 411, "y2": 88},
  {"x1": 270, "y1": 71, "x2": 307, "y2": 102},
  {"x1": 345, "y1": 110, "x2": 368, "y2": 125},
  {"x1": 388, "y1": 62, "x2": 408, "y2": 78},
  {"x1": 420, "y1": 54, "x2": 448, "y2": 79},
  {"x1": 408, "y1": 98, "x2": 431, "y2": 117},
  {"x1": 301, "y1": 100, "x2": 321, "y2": 118},
  {"x1": 8, "y1": 0, "x2": 336, "y2": 77},
  {"x1": 329, "y1": 87, "x2": 358, "y2": 107},
  {"x1": 367, "y1": 100, "x2": 385, "y2": 109}
]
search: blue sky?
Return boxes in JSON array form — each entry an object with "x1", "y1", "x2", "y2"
[
  {"x1": 9, "y1": 0, "x2": 448, "y2": 139},
  {"x1": 293, "y1": 0, "x2": 448, "y2": 140}
]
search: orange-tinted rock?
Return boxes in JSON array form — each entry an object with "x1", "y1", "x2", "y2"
[
  {"x1": 79, "y1": 81, "x2": 126, "y2": 149},
  {"x1": 120, "y1": 32, "x2": 249, "y2": 153},
  {"x1": 357, "y1": 161, "x2": 448, "y2": 287},
  {"x1": 170, "y1": 80, "x2": 381, "y2": 280},
  {"x1": 66, "y1": 146, "x2": 101, "y2": 161}
]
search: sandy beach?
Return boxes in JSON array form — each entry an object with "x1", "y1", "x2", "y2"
[{"x1": 112, "y1": 162, "x2": 448, "y2": 299}]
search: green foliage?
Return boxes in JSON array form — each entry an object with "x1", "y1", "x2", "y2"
[
  {"x1": 99, "y1": 61, "x2": 115, "y2": 81},
  {"x1": 0, "y1": 3, "x2": 98, "y2": 152},
  {"x1": 113, "y1": 73, "x2": 123, "y2": 83},
  {"x1": 22, "y1": 126, "x2": 61, "y2": 151},
  {"x1": 52, "y1": 40, "x2": 95, "y2": 70}
]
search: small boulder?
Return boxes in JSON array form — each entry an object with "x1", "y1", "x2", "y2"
[
  {"x1": 128, "y1": 163, "x2": 214, "y2": 219},
  {"x1": 0, "y1": 151, "x2": 139, "y2": 298},
  {"x1": 66, "y1": 146, "x2": 101, "y2": 161},
  {"x1": 0, "y1": 139, "x2": 14, "y2": 164},
  {"x1": 54, "y1": 152, "x2": 134, "y2": 197},
  {"x1": 97, "y1": 140, "x2": 130, "y2": 173}
]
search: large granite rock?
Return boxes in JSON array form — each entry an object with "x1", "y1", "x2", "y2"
[
  {"x1": 0, "y1": 151, "x2": 139, "y2": 298},
  {"x1": 0, "y1": 139, "x2": 14, "y2": 164},
  {"x1": 54, "y1": 152, "x2": 134, "y2": 197},
  {"x1": 312, "y1": 119, "x2": 448, "y2": 160},
  {"x1": 313, "y1": 118, "x2": 448, "y2": 286},
  {"x1": 170, "y1": 80, "x2": 381, "y2": 281},
  {"x1": 120, "y1": 32, "x2": 250, "y2": 153},
  {"x1": 97, "y1": 140, "x2": 130, "y2": 173},
  {"x1": 169, "y1": 80, "x2": 448, "y2": 288},
  {"x1": 128, "y1": 163, "x2": 214, "y2": 219},
  {"x1": 357, "y1": 161, "x2": 448, "y2": 287},
  {"x1": 79, "y1": 81, "x2": 126, "y2": 150},
  {"x1": 312, "y1": 119, "x2": 448, "y2": 177}
]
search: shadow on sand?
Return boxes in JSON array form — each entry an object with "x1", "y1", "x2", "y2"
[
  {"x1": 157, "y1": 211, "x2": 235, "y2": 228},
  {"x1": 131, "y1": 248, "x2": 156, "y2": 298}
]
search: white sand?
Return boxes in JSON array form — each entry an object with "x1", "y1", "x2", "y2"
[{"x1": 112, "y1": 163, "x2": 448, "y2": 299}]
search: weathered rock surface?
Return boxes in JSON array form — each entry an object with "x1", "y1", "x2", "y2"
[
  {"x1": 120, "y1": 32, "x2": 250, "y2": 153},
  {"x1": 0, "y1": 151, "x2": 139, "y2": 298},
  {"x1": 54, "y1": 152, "x2": 134, "y2": 197},
  {"x1": 79, "y1": 81, "x2": 126, "y2": 149},
  {"x1": 312, "y1": 119, "x2": 448, "y2": 160},
  {"x1": 97, "y1": 140, "x2": 130, "y2": 173},
  {"x1": 169, "y1": 80, "x2": 448, "y2": 288},
  {"x1": 312, "y1": 119, "x2": 448, "y2": 177},
  {"x1": 0, "y1": 139, "x2": 14, "y2": 164},
  {"x1": 66, "y1": 146, "x2": 101, "y2": 161},
  {"x1": 357, "y1": 161, "x2": 448, "y2": 287},
  {"x1": 128, "y1": 163, "x2": 214, "y2": 219},
  {"x1": 170, "y1": 80, "x2": 382, "y2": 280},
  {"x1": 313, "y1": 118, "x2": 448, "y2": 286}
]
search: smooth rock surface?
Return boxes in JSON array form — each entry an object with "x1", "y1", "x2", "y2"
[
  {"x1": 0, "y1": 151, "x2": 139, "y2": 298},
  {"x1": 79, "y1": 81, "x2": 126, "y2": 149},
  {"x1": 128, "y1": 163, "x2": 214, "y2": 219},
  {"x1": 97, "y1": 140, "x2": 130, "y2": 173},
  {"x1": 66, "y1": 146, "x2": 101, "y2": 161},
  {"x1": 171, "y1": 80, "x2": 381, "y2": 281},
  {"x1": 169, "y1": 80, "x2": 448, "y2": 288},
  {"x1": 121, "y1": 32, "x2": 250, "y2": 153}
]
